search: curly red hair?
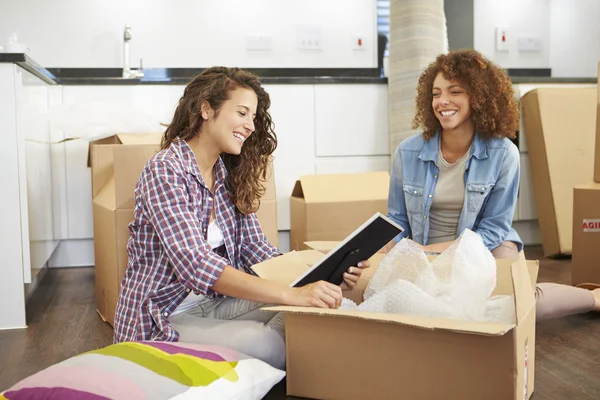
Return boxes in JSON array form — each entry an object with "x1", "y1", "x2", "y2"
[{"x1": 412, "y1": 49, "x2": 519, "y2": 140}]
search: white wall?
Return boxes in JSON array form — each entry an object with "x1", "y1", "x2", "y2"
[
  {"x1": 549, "y1": 0, "x2": 600, "y2": 78},
  {"x1": 474, "y1": 0, "x2": 550, "y2": 69},
  {"x1": 0, "y1": 0, "x2": 377, "y2": 69}
]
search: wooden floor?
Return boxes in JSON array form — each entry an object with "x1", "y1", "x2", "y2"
[{"x1": 0, "y1": 246, "x2": 599, "y2": 399}]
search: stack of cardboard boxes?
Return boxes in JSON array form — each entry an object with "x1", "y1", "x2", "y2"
[
  {"x1": 521, "y1": 85, "x2": 598, "y2": 257},
  {"x1": 572, "y1": 64, "x2": 600, "y2": 286}
]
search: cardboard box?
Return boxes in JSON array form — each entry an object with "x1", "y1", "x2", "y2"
[
  {"x1": 572, "y1": 182, "x2": 600, "y2": 286},
  {"x1": 521, "y1": 88, "x2": 597, "y2": 256},
  {"x1": 255, "y1": 251, "x2": 539, "y2": 400},
  {"x1": 289, "y1": 172, "x2": 390, "y2": 251},
  {"x1": 90, "y1": 133, "x2": 278, "y2": 326},
  {"x1": 596, "y1": 63, "x2": 600, "y2": 183}
]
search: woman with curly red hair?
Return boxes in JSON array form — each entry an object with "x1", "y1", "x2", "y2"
[
  {"x1": 386, "y1": 50, "x2": 599, "y2": 321},
  {"x1": 112, "y1": 67, "x2": 369, "y2": 369}
]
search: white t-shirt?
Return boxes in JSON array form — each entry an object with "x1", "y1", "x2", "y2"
[{"x1": 171, "y1": 220, "x2": 224, "y2": 316}]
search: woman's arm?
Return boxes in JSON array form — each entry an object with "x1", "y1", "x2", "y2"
[
  {"x1": 141, "y1": 161, "x2": 343, "y2": 308},
  {"x1": 212, "y1": 265, "x2": 344, "y2": 309},
  {"x1": 388, "y1": 145, "x2": 412, "y2": 242},
  {"x1": 239, "y1": 212, "x2": 282, "y2": 267},
  {"x1": 474, "y1": 143, "x2": 520, "y2": 250}
]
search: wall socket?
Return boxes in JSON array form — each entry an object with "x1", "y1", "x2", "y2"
[
  {"x1": 518, "y1": 37, "x2": 542, "y2": 52},
  {"x1": 246, "y1": 35, "x2": 272, "y2": 51},
  {"x1": 296, "y1": 25, "x2": 322, "y2": 51}
]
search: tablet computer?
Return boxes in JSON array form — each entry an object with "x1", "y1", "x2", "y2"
[{"x1": 291, "y1": 212, "x2": 404, "y2": 287}]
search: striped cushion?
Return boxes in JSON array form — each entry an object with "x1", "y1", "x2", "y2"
[{"x1": 1, "y1": 341, "x2": 285, "y2": 400}]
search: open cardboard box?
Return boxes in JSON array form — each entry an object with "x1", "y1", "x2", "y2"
[
  {"x1": 90, "y1": 133, "x2": 278, "y2": 326},
  {"x1": 253, "y1": 245, "x2": 539, "y2": 400},
  {"x1": 289, "y1": 172, "x2": 390, "y2": 251}
]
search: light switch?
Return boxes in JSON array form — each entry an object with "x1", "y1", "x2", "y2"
[
  {"x1": 353, "y1": 35, "x2": 367, "y2": 51},
  {"x1": 496, "y1": 26, "x2": 509, "y2": 52},
  {"x1": 246, "y1": 35, "x2": 272, "y2": 51}
]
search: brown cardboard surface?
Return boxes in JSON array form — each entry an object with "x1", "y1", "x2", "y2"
[
  {"x1": 90, "y1": 134, "x2": 279, "y2": 325},
  {"x1": 596, "y1": 64, "x2": 600, "y2": 183},
  {"x1": 295, "y1": 171, "x2": 389, "y2": 203},
  {"x1": 284, "y1": 313, "x2": 518, "y2": 400},
  {"x1": 572, "y1": 182, "x2": 600, "y2": 285},
  {"x1": 260, "y1": 254, "x2": 537, "y2": 399},
  {"x1": 290, "y1": 172, "x2": 390, "y2": 251},
  {"x1": 522, "y1": 88, "x2": 598, "y2": 256}
]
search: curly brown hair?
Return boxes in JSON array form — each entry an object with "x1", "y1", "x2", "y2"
[
  {"x1": 161, "y1": 67, "x2": 277, "y2": 214},
  {"x1": 412, "y1": 49, "x2": 519, "y2": 140}
]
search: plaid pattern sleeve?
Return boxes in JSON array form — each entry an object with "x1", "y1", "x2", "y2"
[
  {"x1": 142, "y1": 160, "x2": 230, "y2": 294},
  {"x1": 239, "y1": 212, "x2": 282, "y2": 272}
]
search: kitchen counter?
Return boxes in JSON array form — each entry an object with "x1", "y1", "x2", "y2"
[
  {"x1": 47, "y1": 67, "x2": 388, "y2": 85},
  {"x1": 0, "y1": 53, "x2": 56, "y2": 84},
  {"x1": 1, "y1": 53, "x2": 598, "y2": 85}
]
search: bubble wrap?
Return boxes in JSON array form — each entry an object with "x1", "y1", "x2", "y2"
[{"x1": 341, "y1": 230, "x2": 516, "y2": 324}]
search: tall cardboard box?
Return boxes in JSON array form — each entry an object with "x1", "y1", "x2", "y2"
[
  {"x1": 595, "y1": 63, "x2": 600, "y2": 183},
  {"x1": 521, "y1": 88, "x2": 597, "y2": 257},
  {"x1": 256, "y1": 251, "x2": 539, "y2": 400},
  {"x1": 289, "y1": 172, "x2": 389, "y2": 251},
  {"x1": 572, "y1": 182, "x2": 600, "y2": 286},
  {"x1": 90, "y1": 134, "x2": 278, "y2": 326}
]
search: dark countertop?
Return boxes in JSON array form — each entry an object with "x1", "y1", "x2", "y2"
[
  {"x1": 47, "y1": 67, "x2": 388, "y2": 85},
  {"x1": 2, "y1": 53, "x2": 598, "y2": 86},
  {"x1": 0, "y1": 53, "x2": 57, "y2": 84}
]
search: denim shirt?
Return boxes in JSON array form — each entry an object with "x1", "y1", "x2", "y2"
[{"x1": 387, "y1": 131, "x2": 523, "y2": 251}]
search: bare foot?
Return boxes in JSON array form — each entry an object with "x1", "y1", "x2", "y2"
[{"x1": 593, "y1": 289, "x2": 600, "y2": 312}]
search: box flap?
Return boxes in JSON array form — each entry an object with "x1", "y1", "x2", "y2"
[
  {"x1": 252, "y1": 251, "x2": 312, "y2": 286},
  {"x1": 263, "y1": 306, "x2": 515, "y2": 336},
  {"x1": 294, "y1": 172, "x2": 389, "y2": 203},
  {"x1": 511, "y1": 260, "x2": 537, "y2": 323},
  {"x1": 88, "y1": 133, "x2": 162, "y2": 167},
  {"x1": 92, "y1": 176, "x2": 117, "y2": 211},
  {"x1": 304, "y1": 241, "x2": 341, "y2": 254},
  {"x1": 115, "y1": 133, "x2": 163, "y2": 145}
]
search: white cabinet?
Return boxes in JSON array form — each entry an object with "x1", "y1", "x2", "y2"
[
  {"x1": 0, "y1": 64, "x2": 56, "y2": 328},
  {"x1": 50, "y1": 83, "x2": 388, "y2": 257},
  {"x1": 314, "y1": 84, "x2": 389, "y2": 157},
  {"x1": 264, "y1": 84, "x2": 316, "y2": 230}
]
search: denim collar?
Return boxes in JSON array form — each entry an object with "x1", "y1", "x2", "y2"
[{"x1": 419, "y1": 129, "x2": 488, "y2": 162}]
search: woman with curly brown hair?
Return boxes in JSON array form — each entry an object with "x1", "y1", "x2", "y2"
[
  {"x1": 112, "y1": 67, "x2": 369, "y2": 369},
  {"x1": 386, "y1": 50, "x2": 599, "y2": 321}
]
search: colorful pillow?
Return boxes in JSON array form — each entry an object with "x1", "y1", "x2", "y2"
[{"x1": 1, "y1": 341, "x2": 285, "y2": 400}]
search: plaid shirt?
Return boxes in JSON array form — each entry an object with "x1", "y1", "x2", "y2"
[{"x1": 113, "y1": 138, "x2": 281, "y2": 343}]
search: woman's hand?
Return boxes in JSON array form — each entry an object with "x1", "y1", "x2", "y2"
[
  {"x1": 289, "y1": 281, "x2": 344, "y2": 308},
  {"x1": 340, "y1": 260, "x2": 371, "y2": 291}
]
